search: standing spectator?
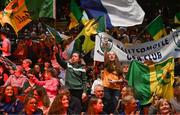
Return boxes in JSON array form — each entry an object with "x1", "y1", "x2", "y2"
[
  {"x1": 102, "y1": 51, "x2": 123, "y2": 113},
  {"x1": 0, "y1": 85, "x2": 23, "y2": 114},
  {"x1": 55, "y1": 46, "x2": 88, "y2": 103},
  {"x1": 0, "y1": 28, "x2": 12, "y2": 60}
]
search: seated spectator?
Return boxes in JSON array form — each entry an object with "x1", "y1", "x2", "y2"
[
  {"x1": 91, "y1": 71, "x2": 102, "y2": 95},
  {"x1": 157, "y1": 98, "x2": 174, "y2": 115},
  {"x1": 121, "y1": 86, "x2": 135, "y2": 98},
  {"x1": 32, "y1": 88, "x2": 50, "y2": 115},
  {"x1": 149, "y1": 78, "x2": 180, "y2": 114},
  {"x1": 32, "y1": 68, "x2": 60, "y2": 103},
  {"x1": 33, "y1": 64, "x2": 42, "y2": 80},
  {"x1": 22, "y1": 70, "x2": 45, "y2": 96},
  {"x1": 0, "y1": 63, "x2": 9, "y2": 86},
  {"x1": 4, "y1": 65, "x2": 27, "y2": 94},
  {"x1": 48, "y1": 90, "x2": 75, "y2": 115},
  {"x1": 93, "y1": 84, "x2": 113, "y2": 114},
  {"x1": 170, "y1": 77, "x2": 180, "y2": 113},
  {"x1": 0, "y1": 85, "x2": 23, "y2": 114},
  {"x1": 22, "y1": 59, "x2": 33, "y2": 75},
  {"x1": 58, "y1": 86, "x2": 82, "y2": 114},
  {"x1": 86, "y1": 96, "x2": 105, "y2": 115},
  {"x1": 116, "y1": 86, "x2": 141, "y2": 114},
  {"x1": 19, "y1": 96, "x2": 43, "y2": 115},
  {"x1": 121, "y1": 95, "x2": 140, "y2": 115},
  {"x1": 148, "y1": 94, "x2": 161, "y2": 115}
]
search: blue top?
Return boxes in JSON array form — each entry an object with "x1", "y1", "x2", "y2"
[{"x1": 0, "y1": 98, "x2": 23, "y2": 114}]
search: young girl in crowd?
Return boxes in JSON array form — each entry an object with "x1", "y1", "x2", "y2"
[
  {"x1": 0, "y1": 85, "x2": 23, "y2": 114},
  {"x1": 32, "y1": 68, "x2": 60, "y2": 104},
  {"x1": 102, "y1": 51, "x2": 124, "y2": 113}
]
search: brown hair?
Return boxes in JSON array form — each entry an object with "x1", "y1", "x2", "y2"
[
  {"x1": 104, "y1": 51, "x2": 122, "y2": 76},
  {"x1": 87, "y1": 96, "x2": 100, "y2": 115},
  {"x1": 0, "y1": 85, "x2": 16, "y2": 103},
  {"x1": 157, "y1": 98, "x2": 174, "y2": 114},
  {"x1": 48, "y1": 92, "x2": 70, "y2": 114}
]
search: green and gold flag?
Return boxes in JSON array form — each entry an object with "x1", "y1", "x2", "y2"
[
  {"x1": 0, "y1": 0, "x2": 55, "y2": 34},
  {"x1": 66, "y1": 17, "x2": 106, "y2": 56},
  {"x1": 127, "y1": 57, "x2": 174, "y2": 105},
  {"x1": 146, "y1": 15, "x2": 167, "y2": 40}
]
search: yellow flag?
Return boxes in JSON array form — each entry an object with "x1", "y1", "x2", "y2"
[
  {"x1": 0, "y1": 0, "x2": 32, "y2": 34},
  {"x1": 84, "y1": 19, "x2": 98, "y2": 36}
]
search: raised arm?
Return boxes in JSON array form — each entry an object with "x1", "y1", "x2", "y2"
[{"x1": 54, "y1": 46, "x2": 67, "y2": 69}]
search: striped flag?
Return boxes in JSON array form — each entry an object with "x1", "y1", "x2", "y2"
[
  {"x1": 146, "y1": 15, "x2": 167, "y2": 40},
  {"x1": 80, "y1": 0, "x2": 145, "y2": 28},
  {"x1": 127, "y1": 57, "x2": 174, "y2": 105}
]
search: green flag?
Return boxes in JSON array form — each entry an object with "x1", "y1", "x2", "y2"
[
  {"x1": 97, "y1": 16, "x2": 106, "y2": 33},
  {"x1": 68, "y1": 0, "x2": 82, "y2": 29},
  {"x1": 25, "y1": 0, "x2": 56, "y2": 19},
  {"x1": 127, "y1": 57, "x2": 174, "y2": 105},
  {"x1": 46, "y1": 25, "x2": 62, "y2": 43},
  {"x1": 146, "y1": 15, "x2": 167, "y2": 40},
  {"x1": 174, "y1": 12, "x2": 180, "y2": 24}
]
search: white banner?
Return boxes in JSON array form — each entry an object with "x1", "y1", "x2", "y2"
[{"x1": 94, "y1": 29, "x2": 180, "y2": 62}]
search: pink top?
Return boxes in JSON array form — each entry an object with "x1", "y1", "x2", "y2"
[
  {"x1": 4, "y1": 75, "x2": 27, "y2": 88},
  {"x1": 33, "y1": 77, "x2": 59, "y2": 99}
]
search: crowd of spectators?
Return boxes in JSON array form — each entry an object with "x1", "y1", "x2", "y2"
[{"x1": 0, "y1": 1, "x2": 180, "y2": 114}]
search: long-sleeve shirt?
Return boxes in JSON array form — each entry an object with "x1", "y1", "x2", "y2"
[
  {"x1": 33, "y1": 77, "x2": 59, "y2": 99},
  {"x1": 4, "y1": 75, "x2": 27, "y2": 88},
  {"x1": 56, "y1": 54, "x2": 87, "y2": 92}
]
